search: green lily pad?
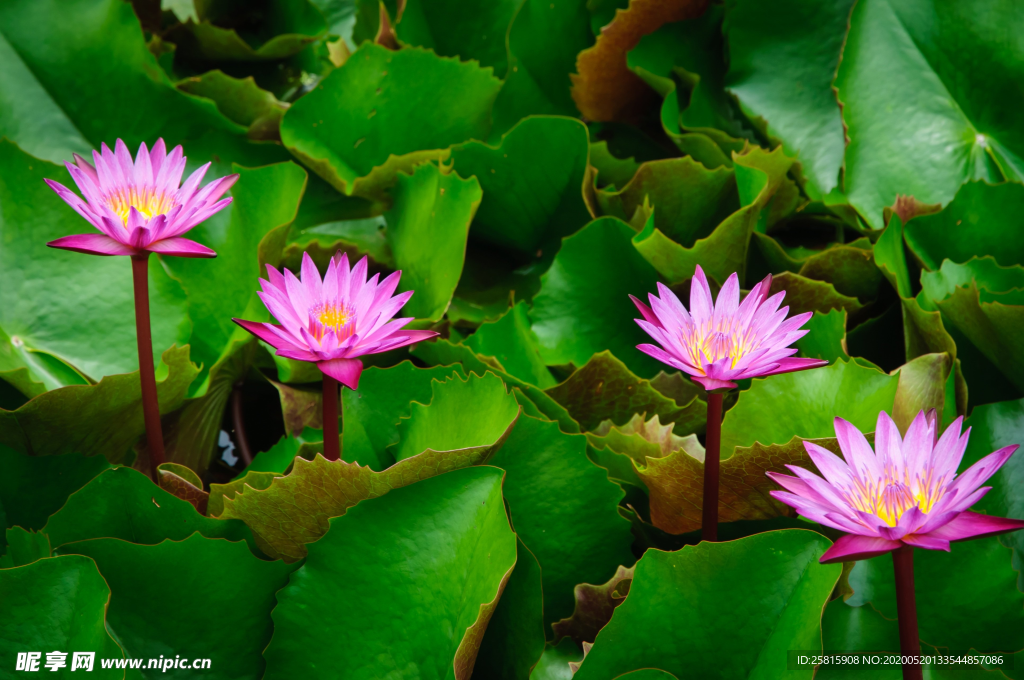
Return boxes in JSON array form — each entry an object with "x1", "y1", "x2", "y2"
[
  {"x1": 0, "y1": 444, "x2": 109, "y2": 534},
  {"x1": 280, "y1": 42, "x2": 501, "y2": 199},
  {"x1": 0, "y1": 142, "x2": 191, "y2": 382},
  {"x1": 819, "y1": 597, "x2": 997, "y2": 680},
  {"x1": 169, "y1": 12, "x2": 324, "y2": 63},
  {"x1": 572, "y1": 530, "x2": 840, "y2": 678},
  {"x1": 472, "y1": 537, "x2": 547, "y2": 680},
  {"x1": 177, "y1": 70, "x2": 289, "y2": 139},
  {"x1": 389, "y1": 0, "x2": 520, "y2": 75},
  {"x1": 920, "y1": 258, "x2": 1024, "y2": 394},
  {"x1": 464, "y1": 302, "x2": 555, "y2": 388},
  {"x1": 0, "y1": 555, "x2": 126, "y2": 676},
  {"x1": 450, "y1": 116, "x2": 592, "y2": 255},
  {"x1": 391, "y1": 371, "x2": 521, "y2": 462},
  {"x1": 0, "y1": 0, "x2": 286, "y2": 171},
  {"x1": 632, "y1": 146, "x2": 795, "y2": 286},
  {"x1": 720, "y1": 358, "x2": 899, "y2": 455},
  {"x1": 342, "y1": 361, "x2": 466, "y2": 471},
  {"x1": 589, "y1": 140, "x2": 641, "y2": 189},
  {"x1": 595, "y1": 157, "x2": 738, "y2": 248},
  {"x1": 770, "y1": 272, "x2": 864, "y2": 316},
  {"x1": 491, "y1": 0, "x2": 595, "y2": 135},
  {"x1": 0, "y1": 527, "x2": 50, "y2": 568},
  {"x1": 219, "y1": 374, "x2": 520, "y2": 561},
  {"x1": 846, "y1": 537, "x2": 1022, "y2": 675},
  {"x1": 545, "y1": 352, "x2": 705, "y2": 435},
  {"x1": 530, "y1": 639, "x2": 583, "y2": 680},
  {"x1": 60, "y1": 533, "x2": 296, "y2": 680},
  {"x1": 489, "y1": 413, "x2": 635, "y2": 628},
  {"x1": 904, "y1": 181, "x2": 1024, "y2": 270},
  {"x1": 723, "y1": 0, "x2": 853, "y2": 198},
  {"x1": 43, "y1": 467, "x2": 255, "y2": 552},
  {"x1": 263, "y1": 466, "x2": 517, "y2": 679},
  {"x1": 797, "y1": 244, "x2": 884, "y2": 302},
  {"x1": 385, "y1": 162, "x2": 482, "y2": 321},
  {"x1": 962, "y1": 398, "x2": 1024, "y2": 589},
  {"x1": 627, "y1": 5, "x2": 754, "y2": 154},
  {"x1": 0, "y1": 345, "x2": 198, "y2": 463},
  {"x1": 835, "y1": 0, "x2": 1024, "y2": 229},
  {"x1": 530, "y1": 218, "x2": 662, "y2": 377},
  {"x1": 412, "y1": 338, "x2": 581, "y2": 433}
]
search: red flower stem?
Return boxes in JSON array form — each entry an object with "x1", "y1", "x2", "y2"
[
  {"x1": 892, "y1": 546, "x2": 923, "y2": 680},
  {"x1": 701, "y1": 391, "x2": 724, "y2": 542},
  {"x1": 130, "y1": 254, "x2": 165, "y2": 480},
  {"x1": 322, "y1": 373, "x2": 340, "y2": 461},
  {"x1": 230, "y1": 382, "x2": 253, "y2": 467}
]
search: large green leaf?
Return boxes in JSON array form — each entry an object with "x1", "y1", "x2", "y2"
[
  {"x1": 0, "y1": 142, "x2": 191, "y2": 382},
  {"x1": 177, "y1": 70, "x2": 289, "y2": 140},
  {"x1": 627, "y1": 5, "x2": 754, "y2": 154},
  {"x1": 167, "y1": 0, "x2": 327, "y2": 62},
  {"x1": 819, "y1": 597, "x2": 996, "y2": 680},
  {"x1": 0, "y1": 0, "x2": 286, "y2": 171},
  {"x1": 0, "y1": 555, "x2": 126, "y2": 676},
  {"x1": 43, "y1": 466, "x2": 254, "y2": 552},
  {"x1": 491, "y1": 0, "x2": 594, "y2": 135},
  {"x1": 280, "y1": 42, "x2": 501, "y2": 198},
  {"x1": 904, "y1": 181, "x2": 1024, "y2": 270},
  {"x1": 0, "y1": 346, "x2": 198, "y2": 463},
  {"x1": 450, "y1": 116, "x2": 592, "y2": 255},
  {"x1": 464, "y1": 302, "x2": 555, "y2": 388},
  {"x1": 962, "y1": 398, "x2": 1024, "y2": 589},
  {"x1": 489, "y1": 413, "x2": 635, "y2": 627},
  {"x1": 595, "y1": 157, "x2": 738, "y2": 247},
  {"x1": 920, "y1": 258, "x2": 1024, "y2": 394},
  {"x1": 835, "y1": 0, "x2": 1024, "y2": 229},
  {"x1": 385, "y1": 163, "x2": 482, "y2": 321},
  {"x1": 0, "y1": 445, "x2": 109, "y2": 534},
  {"x1": 530, "y1": 218, "x2": 662, "y2": 377},
  {"x1": 631, "y1": 146, "x2": 795, "y2": 287},
  {"x1": 846, "y1": 537, "x2": 1022, "y2": 677},
  {"x1": 545, "y1": 352, "x2": 705, "y2": 435},
  {"x1": 219, "y1": 373, "x2": 520, "y2": 560},
  {"x1": 342, "y1": 361, "x2": 466, "y2": 470},
  {"x1": 720, "y1": 359, "x2": 899, "y2": 455},
  {"x1": 263, "y1": 466, "x2": 517, "y2": 680},
  {"x1": 392, "y1": 371, "x2": 522, "y2": 462},
  {"x1": 723, "y1": 0, "x2": 853, "y2": 198},
  {"x1": 472, "y1": 538, "x2": 547, "y2": 680},
  {"x1": 572, "y1": 530, "x2": 840, "y2": 678},
  {"x1": 60, "y1": 533, "x2": 296, "y2": 680},
  {"x1": 390, "y1": 0, "x2": 521, "y2": 75},
  {"x1": 411, "y1": 338, "x2": 581, "y2": 433}
]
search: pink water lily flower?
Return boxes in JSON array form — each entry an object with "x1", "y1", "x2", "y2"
[
  {"x1": 769, "y1": 411, "x2": 1024, "y2": 563},
  {"x1": 235, "y1": 251, "x2": 438, "y2": 390},
  {"x1": 45, "y1": 139, "x2": 237, "y2": 258},
  {"x1": 630, "y1": 266, "x2": 827, "y2": 391}
]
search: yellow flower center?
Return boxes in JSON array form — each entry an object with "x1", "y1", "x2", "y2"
[
  {"x1": 309, "y1": 303, "x2": 354, "y2": 341},
  {"x1": 106, "y1": 188, "x2": 176, "y2": 226},
  {"x1": 683, "y1": 323, "x2": 757, "y2": 372}
]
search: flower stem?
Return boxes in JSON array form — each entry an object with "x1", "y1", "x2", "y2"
[
  {"x1": 230, "y1": 382, "x2": 253, "y2": 467},
  {"x1": 130, "y1": 254, "x2": 164, "y2": 480},
  {"x1": 702, "y1": 391, "x2": 724, "y2": 542},
  {"x1": 322, "y1": 373, "x2": 340, "y2": 461},
  {"x1": 892, "y1": 546, "x2": 923, "y2": 680}
]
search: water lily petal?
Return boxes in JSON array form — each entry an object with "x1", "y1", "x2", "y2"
[{"x1": 820, "y1": 534, "x2": 902, "y2": 564}]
